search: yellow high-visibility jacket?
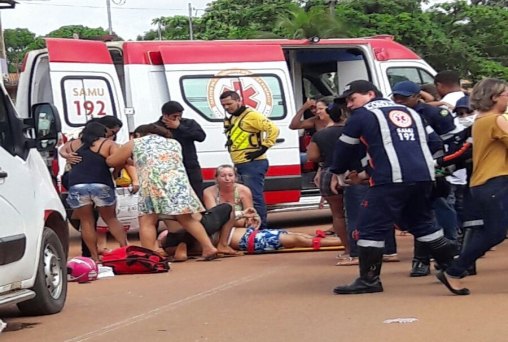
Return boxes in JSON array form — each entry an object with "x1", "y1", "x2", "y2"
[{"x1": 225, "y1": 108, "x2": 280, "y2": 164}]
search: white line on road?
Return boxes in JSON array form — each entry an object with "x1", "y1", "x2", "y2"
[{"x1": 64, "y1": 268, "x2": 279, "y2": 342}]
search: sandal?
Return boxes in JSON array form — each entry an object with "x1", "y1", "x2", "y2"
[{"x1": 335, "y1": 256, "x2": 359, "y2": 266}]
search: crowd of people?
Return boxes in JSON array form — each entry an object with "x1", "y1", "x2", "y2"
[{"x1": 61, "y1": 70, "x2": 508, "y2": 297}]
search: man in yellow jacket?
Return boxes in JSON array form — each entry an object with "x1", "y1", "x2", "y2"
[{"x1": 220, "y1": 90, "x2": 280, "y2": 229}]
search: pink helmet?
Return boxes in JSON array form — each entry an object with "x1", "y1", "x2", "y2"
[{"x1": 67, "y1": 257, "x2": 98, "y2": 283}]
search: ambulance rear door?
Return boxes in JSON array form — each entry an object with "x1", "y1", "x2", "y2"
[
  {"x1": 159, "y1": 44, "x2": 301, "y2": 204},
  {"x1": 45, "y1": 39, "x2": 129, "y2": 143}
]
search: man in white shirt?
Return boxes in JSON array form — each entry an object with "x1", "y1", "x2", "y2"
[{"x1": 434, "y1": 70, "x2": 466, "y2": 110}]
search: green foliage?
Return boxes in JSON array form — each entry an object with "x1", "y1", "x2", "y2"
[
  {"x1": 46, "y1": 25, "x2": 111, "y2": 40},
  {"x1": 4, "y1": 28, "x2": 37, "y2": 72},
  {"x1": 139, "y1": 15, "x2": 195, "y2": 40},
  {"x1": 196, "y1": 0, "x2": 298, "y2": 39},
  {"x1": 276, "y1": 5, "x2": 349, "y2": 38}
]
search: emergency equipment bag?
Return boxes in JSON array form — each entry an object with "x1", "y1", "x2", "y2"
[{"x1": 101, "y1": 246, "x2": 170, "y2": 274}]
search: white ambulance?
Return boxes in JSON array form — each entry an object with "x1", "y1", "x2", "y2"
[
  {"x1": 16, "y1": 36, "x2": 436, "y2": 229},
  {"x1": 0, "y1": 82, "x2": 67, "y2": 315}
]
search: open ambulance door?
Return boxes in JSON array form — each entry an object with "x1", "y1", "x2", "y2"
[
  {"x1": 159, "y1": 43, "x2": 301, "y2": 205},
  {"x1": 45, "y1": 39, "x2": 129, "y2": 143}
]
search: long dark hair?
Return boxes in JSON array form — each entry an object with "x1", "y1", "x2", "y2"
[
  {"x1": 133, "y1": 124, "x2": 172, "y2": 138},
  {"x1": 81, "y1": 122, "x2": 107, "y2": 149}
]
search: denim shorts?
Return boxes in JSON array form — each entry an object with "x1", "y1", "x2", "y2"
[{"x1": 66, "y1": 183, "x2": 116, "y2": 209}]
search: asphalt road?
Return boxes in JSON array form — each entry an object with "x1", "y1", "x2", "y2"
[{"x1": 2, "y1": 209, "x2": 508, "y2": 342}]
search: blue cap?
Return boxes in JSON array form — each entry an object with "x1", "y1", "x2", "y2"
[
  {"x1": 455, "y1": 96, "x2": 470, "y2": 110},
  {"x1": 392, "y1": 81, "x2": 421, "y2": 97}
]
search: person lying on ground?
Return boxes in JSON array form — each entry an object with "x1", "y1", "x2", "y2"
[{"x1": 158, "y1": 205, "x2": 342, "y2": 259}]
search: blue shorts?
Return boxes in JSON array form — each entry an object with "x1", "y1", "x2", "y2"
[
  {"x1": 238, "y1": 228, "x2": 287, "y2": 253},
  {"x1": 66, "y1": 183, "x2": 116, "y2": 209}
]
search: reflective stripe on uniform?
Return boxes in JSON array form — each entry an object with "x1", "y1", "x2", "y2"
[
  {"x1": 358, "y1": 239, "x2": 385, "y2": 248},
  {"x1": 371, "y1": 109, "x2": 402, "y2": 183},
  {"x1": 416, "y1": 229, "x2": 444, "y2": 242},
  {"x1": 339, "y1": 134, "x2": 360, "y2": 145},
  {"x1": 408, "y1": 107, "x2": 436, "y2": 180}
]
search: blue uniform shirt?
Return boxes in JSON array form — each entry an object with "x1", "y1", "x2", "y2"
[
  {"x1": 331, "y1": 98, "x2": 441, "y2": 186},
  {"x1": 413, "y1": 102, "x2": 456, "y2": 140}
]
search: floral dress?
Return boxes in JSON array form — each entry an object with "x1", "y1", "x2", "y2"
[{"x1": 133, "y1": 134, "x2": 204, "y2": 216}]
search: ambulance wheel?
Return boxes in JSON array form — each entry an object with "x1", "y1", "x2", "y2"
[{"x1": 17, "y1": 228, "x2": 68, "y2": 315}]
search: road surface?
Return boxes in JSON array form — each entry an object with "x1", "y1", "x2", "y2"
[{"x1": 2, "y1": 209, "x2": 508, "y2": 342}]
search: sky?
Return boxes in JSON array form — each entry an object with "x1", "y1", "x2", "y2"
[
  {"x1": 1, "y1": 0, "x2": 451, "y2": 41},
  {"x1": 1, "y1": 0, "x2": 212, "y2": 40}
]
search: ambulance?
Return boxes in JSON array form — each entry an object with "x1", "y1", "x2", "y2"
[{"x1": 16, "y1": 36, "x2": 436, "y2": 229}]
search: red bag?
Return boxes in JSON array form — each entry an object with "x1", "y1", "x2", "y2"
[{"x1": 102, "y1": 246, "x2": 170, "y2": 274}]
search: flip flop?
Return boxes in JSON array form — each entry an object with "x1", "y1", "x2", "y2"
[
  {"x1": 335, "y1": 256, "x2": 359, "y2": 266},
  {"x1": 196, "y1": 253, "x2": 220, "y2": 262},
  {"x1": 217, "y1": 251, "x2": 245, "y2": 258}
]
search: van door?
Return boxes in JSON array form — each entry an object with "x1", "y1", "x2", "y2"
[
  {"x1": 0, "y1": 94, "x2": 36, "y2": 287},
  {"x1": 159, "y1": 44, "x2": 301, "y2": 204},
  {"x1": 44, "y1": 39, "x2": 128, "y2": 143}
]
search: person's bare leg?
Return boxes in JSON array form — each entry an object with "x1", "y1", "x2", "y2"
[
  {"x1": 174, "y1": 242, "x2": 189, "y2": 261},
  {"x1": 139, "y1": 214, "x2": 159, "y2": 250},
  {"x1": 98, "y1": 205, "x2": 128, "y2": 247},
  {"x1": 217, "y1": 206, "x2": 242, "y2": 255},
  {"x1": 74, "y1": 205, "x2": 100, "y2": 262},
  {"x1": 326, "y1": 195, "x2": 349, "y2": 254},
  {"x1": 96, "y1": 231, "x2": 108, "y2": 253},
  {"x1": 280, "y1": 233, "x2": 342, "y2": 249},
  {"x1": 175, "y1": 213, "x2": 217, "y2": 258}
]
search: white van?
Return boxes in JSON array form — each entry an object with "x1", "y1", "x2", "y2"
[
  {"x1": 16, "y1": 36, "x2": 436, "y2": 229},
  {"x1": 0, "y1": 81, "x2": 67, "y2": 315}
]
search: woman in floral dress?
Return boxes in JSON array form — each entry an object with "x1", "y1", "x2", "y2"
[{"x1": 107, "y1": 124, "x2": 217, "y2": 259}]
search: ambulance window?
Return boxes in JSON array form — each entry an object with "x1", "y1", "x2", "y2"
[
  {"x1": 181, "y1": 74, "x2": 286, "y2": 122},
  {"x1": 60, "y1": 76, "x2": 117, "y2": 128},
  {"x1": 386, "y1": 67, "x2": 435, "y2": 87}
]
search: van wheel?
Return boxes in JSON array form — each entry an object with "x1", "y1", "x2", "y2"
[{"x1": 17, "y1": 228, "x2": 67, "y2": 315}]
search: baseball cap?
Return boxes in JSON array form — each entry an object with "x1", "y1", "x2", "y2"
[
  {"x1": 392, "y1": 81, "x2": 421, "y2": 97},
  {"x1": 455, "y1": 95, "x2": 470, "y2": 110},
  {"x1": 337, "y1": 80, "x2": 379, "y2": 99}
]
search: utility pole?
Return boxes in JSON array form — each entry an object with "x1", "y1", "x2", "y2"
[
  {"x1": 106, "y1": 0, "x2": 113, "y2": 35},
  {"x1": 188, "y1": 3, "x2": 194, "y2": 40}
]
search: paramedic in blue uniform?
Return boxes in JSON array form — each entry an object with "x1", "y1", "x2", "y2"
[
  {"x1": 330, "y1": 80, "x2": 457, "y2": 295},
  {"x1": 391, "y1": 80, "x2": 460, "y2": 277},
  {"x1": 155, "y1": 101, "x2": 206, "y2": 201}
]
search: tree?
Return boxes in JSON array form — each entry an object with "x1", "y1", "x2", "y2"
[
  {"x1": 3, "y1": 28, "x2": 37, "y2": 72},
  {"x1": 196, "y1": 0, "x2": 298, "y2": 39},
  {"x1": 46, "y1": 25, "x2": 116, "y2": 40},
  {"x1": 276, "y1": 5, "x2": 349, "y2": 38}
]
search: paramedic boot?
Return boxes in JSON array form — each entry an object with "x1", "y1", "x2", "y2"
[
  {"x1": 333, "y1": 246, "x2": 384, "y2": 295},
  {"x1": 425, "y1": 236, "x2": 456, "y2": 272},
  {"x1": 460, "y1": 228, "x2": 477, "y2": 277},
  {"x1": 410, "y1": 239, "x2": 430, "y2": 277}
]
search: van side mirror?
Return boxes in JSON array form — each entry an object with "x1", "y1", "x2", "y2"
[{"x1": 31, "y1": 103, "x2": 61, "y2": 152}]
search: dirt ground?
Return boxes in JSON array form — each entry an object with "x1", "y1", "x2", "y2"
[{"x1": 2, "y1": 210, "x2": 508, "y2": 342}]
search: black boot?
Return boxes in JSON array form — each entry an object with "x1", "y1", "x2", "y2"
[
  {"x1": 460, "y1": 228, "x2": 477, "y2": 277},
  {"x1": 410, "y1": 239, "x2": 430, "y2": 277},
  {"x1": 425, "y1": 236, "x2": 456, "y2": 271},
  {"x1": 333, "y1": 246, "x2": 384, "y2": 295}
]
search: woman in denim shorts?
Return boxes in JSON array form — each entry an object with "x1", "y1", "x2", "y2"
[{"x1": 66, "y1": 122, "x2": 129, "y2": 262}]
